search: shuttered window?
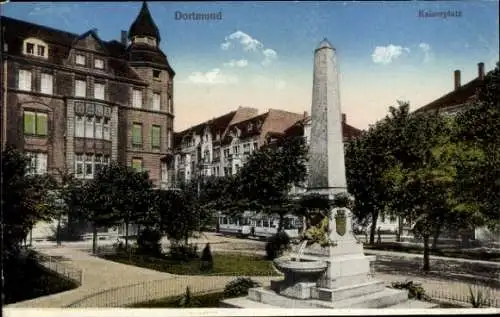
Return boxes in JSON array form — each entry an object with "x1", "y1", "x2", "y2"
[{"x1": 151, "y1": 125, "x2": 160, "y2": 149}]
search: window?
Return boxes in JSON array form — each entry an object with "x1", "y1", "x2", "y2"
[
  {"x1": 153, "y1": 69, "x2": 161, "y2": 79},
  {"x1": 25, "y1": 152, "x2": 47, "y2": 175},
  {"x1": 243, "y1": 143, "x2": 250, "y2": 154},
  {"x1": 74, "y1": 154, "x2": 110, "y2": 179},
  {"x1": 151, "y1": 125, "x2": 161, "y2": 149},
  {"x1": 75, "y1": 80, "x2": 86, "y2": 97},
  {"x1": 132, "y1": 158, "x2": 143, "y2": 172},
  {"x1": 233, "y1": 145, "x2": 239, "y2": 154},
  {"x1": 37, "y1": 45, "x2": 45, "y2": 57},
  {"x1": 253, "y1": 142, "x2": 258, "y2": 150},
  {"x1": 26, "y1": 43, "x2": 35, "y2": 55},
  {"x1": 132, "y1": 89, "x2": 142, "y2": 108},
  {"x1": 24, "y1": 111, "x2": 47, "y2": 136},
  {"x1": 76, "y1": 54, "x2": 86, "y2": 66},
  {"x1": 95, "y1": 117, "x2": 103, "y2": 139},
  {"x1": 40, "y1": 73, "x2": 53, "y2": 95},
  {"x1": 85, "y1": 155, "x2": 94, "y2": 179},
  {"x1": 94, "y1": 58, "x2": 104, "y2": 69},
  {"x1": 223, "y1": 148, "x2": 230, "y2": 157},
  {"x1": 85, "y1": 116, "x2": 94, "y2": 138},
  {"x1": 103, "y1": 118, "x2": 110, "y2": 140},
  {"x1": 75, "y1": 115, "x2": 85, "y2": 137},
  {"x1": 132, "y1": 123, "x2": 142, "y2": 146},
  {"x1": 75, "y1": 154, "x2": 84, "y2": 178},
  {"x1": 18, "y1": 70, "x2": 32, "y2": 91},
  {"x1": 152, "y1": 93, "x2": 161, "y2": 111},
  {"x1": 94, "y1": 82, "x2": 105, "y2": 100}
]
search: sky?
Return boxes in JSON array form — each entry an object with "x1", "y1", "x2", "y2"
[{"x1": 2, "y1": 1, "x2": 499, "y2": 132}]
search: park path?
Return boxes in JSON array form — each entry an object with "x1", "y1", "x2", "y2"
[{"x1": 5, "y1": 246, "x2": 276, "y2": 308}]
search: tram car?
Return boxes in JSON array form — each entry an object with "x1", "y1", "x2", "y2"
[{"x1": 216, "y1": 211, "x2": 301, "y2": 239}]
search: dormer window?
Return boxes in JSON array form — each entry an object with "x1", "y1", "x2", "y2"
[
  {"x1": 23, "y1": 38, "x2": 48, "y2": 58},
  {"x1": 133, "y1": 36, "x2": 157, "y2": 47},
  {"x1": 75, "y1": 54, "x2": 86, "y2": 66}
]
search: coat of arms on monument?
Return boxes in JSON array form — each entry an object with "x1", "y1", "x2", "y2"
[{"x1": 335, "y1": 208, "x2": 347, "y2": 236}]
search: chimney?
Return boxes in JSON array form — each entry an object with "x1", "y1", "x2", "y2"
[
  {"x1": 454, "y1": 70, "x2": 461, "y2": 90},
  {"x1": 303, "y1": 111, "x2": 308, "y2": 118},
  {"x1": 342, "y1": 113, "x2": 346, "y2": 123},
  {"x1": 121, "y1": 30, "x2": 128, "y2": 46},
  {"x1": 478, "y1": 62, "x2": 485, "y2": 80}
]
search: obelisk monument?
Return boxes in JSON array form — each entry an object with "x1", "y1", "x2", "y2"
[{"x1": 222, "y1": 39, "x2": 434, "y2": 308}]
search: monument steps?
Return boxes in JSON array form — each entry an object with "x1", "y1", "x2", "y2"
[
  {"x1": 312, "y1": 279, "x2": 386, "y2": 301},
  {"x1": 329, "y1": 288, "x2": 409, "y2": 308}
]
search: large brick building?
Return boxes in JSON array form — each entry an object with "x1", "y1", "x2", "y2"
[{"x1": 1, "y1": 2, "x2": 175, "y2": 188}]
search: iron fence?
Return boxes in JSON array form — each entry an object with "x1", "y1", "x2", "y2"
[
  {"x1": 66, "y1": 272, "x2": 278, "y2": 308},
  {"x1": 33, "y1": 252, "x2": 83, "y2": 286},
  {"x1": 423, "y1": 279, "x2": 500, "y2": 308}
]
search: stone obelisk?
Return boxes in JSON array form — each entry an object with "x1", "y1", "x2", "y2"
[{"x1": 308, "y1": 38, "x2": 347, "y2": 197}]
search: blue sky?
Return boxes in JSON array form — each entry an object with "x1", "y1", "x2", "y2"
[{"x1": 3, "y1": 1, "x2": 499, "y2": 131}]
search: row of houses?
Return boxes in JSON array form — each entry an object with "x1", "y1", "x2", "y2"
[{"x1": 1, "y1": 2, "x2": 493, "y2": 242}]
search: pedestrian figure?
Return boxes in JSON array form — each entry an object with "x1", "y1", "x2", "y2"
[{"x1": 377, "y1": 227, "x2": 382, "y2": 244}]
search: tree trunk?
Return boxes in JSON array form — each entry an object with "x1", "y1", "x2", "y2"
[
  {"x1": 56, "y1": 215, "x2": 62, "y2": 246},
  {"x1": 422, "y1": 235, "x2": 430, "y2": 272},
  {"x1": 277, "y1": 213, "x2": 285, "y2": 232},
  {"x1": 125, "y1": 221, "x2": 129, "y2": 249},
  {"x1": 396, "y1": 216, "x2": 403, "y2": 242},
  {"x1": 92, "y1": 225, "x2": 97, "y2": 254},
  {"x1": 432, "y1": 223, "x2": 442, "y2": 250},
  {"x1": 369, "y1": 210, "x2": 379, "y2": 244},
  {"x1": 29, "y1": 226, "x2": 33, "y2": 246}
]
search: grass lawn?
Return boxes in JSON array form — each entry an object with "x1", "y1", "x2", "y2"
[
  {"x1": 364, "y1": 243, "x2": 500, "y2": 262},
  {"x1": 101, "y1": 252, "x2": 279, "y2": 276},
  {"x1": 129, "y1": 291, "x2": 227, "y2": 308}
]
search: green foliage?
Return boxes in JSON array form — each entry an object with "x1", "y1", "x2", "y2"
[
  {"x1": 2, "y1": 146, "x2": 55, "y2": 258},
  {"x1": 468, "y1": 285, "x2": 491, "y2": 308},
  {"x1": 136, "y1": 227, "x2": 163, "y2": 257},
  {"x1": 265, "y1": 231, "x2": 291, "y2": 260},
  {"x1": 168, "y1": 243, "x2": 199, "y2": 261},
  {"x1": 301, "y1": 216, "x2": 332, "y2": 247},
  {"x1": 200, "y1": 243, "x2": 214, "y2": 272},
  {"x1": 391, "y1": 280, "x2": 430, "y2": 301},
  {"x1": 223, "y1": 277, "x2": 261, "y2": 298},
  {"x1": 235, "y1": 135, "x2": 308, "y2": 228}
]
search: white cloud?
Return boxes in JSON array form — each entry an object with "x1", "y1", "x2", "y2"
[
  {"x1": 262, "y1": 49, "x2": 278, "y2": 66},
  {"x1": 223, "y1": 59, "x2": 248, "y2": 68},
  {"x1": 371, "y1": 44, "x2": 410, "y2": 65},
  {"x1": 224, "y1": 31, "x2": 263, "y2": 52},
  {"x1": 185, "y1": 68, "x2": 238, "y2": 85},
  {"x1": 253, "y1": 76, "x2": 287, "y2": 90},
  {"x1": 418, "y1": 42, "x2": 433, "y2": 63},
  {"x1": 28, "y1": 5, "x2": 76, "y2": 27},
  {"x1": 220, "y1": 41, "x2": 231, "y2": 51}
]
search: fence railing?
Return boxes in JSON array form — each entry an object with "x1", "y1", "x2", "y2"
[
  {"x1": 33, "y1": 252, "x2": 83, "y2": 286},
  {"x1": 66, "y1": 273, "x2": 277, "y2": 308},
  {"x1": 423, "y1": 279, "x2": 500, "y2": 307}
]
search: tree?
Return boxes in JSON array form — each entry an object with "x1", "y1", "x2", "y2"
[
  {"x1": 235, "y1": 135, "x2": 308, "y2": 231},
  {"x1": 2, "y1": 146, "x2": 55, "y2": 256},
  {"x1": 454, "y1": 62, "x2": 500, "y2": 232}
]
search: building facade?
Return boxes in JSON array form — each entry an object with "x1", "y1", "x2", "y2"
[
  {"x1": 173, "y1": 107, "x2": 363, "y2": 187},
  {"x1": 1, "y1": 2, "x2": 175, "y2": 189}
]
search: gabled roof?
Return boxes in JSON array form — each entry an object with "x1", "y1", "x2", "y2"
[
  {"x1": 128, "y1": 1, "x2": 161, "y2": 42},
  {"x1": 414, "y1": 77, "x2": 484, "y2": 113},
  {"x1": 73, "y1": 29, "x2": 109, "y2": 55},
  {"x1": 1, "y1": 16, "x2": 144, "y2": 81}
]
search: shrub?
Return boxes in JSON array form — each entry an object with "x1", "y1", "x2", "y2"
[
  {"x1": 468, "y1": 285, "x2": 491, "y2": 308},
  {"x1": 177, "y1": 286, "x2": 201, "y2": 307},
  {"x1": 136, "y1": 228, "x2": 163, "y2": 257},
  {"x1": 265, "y1": 231, "x2": 291, "y2": 260},
  {"x1": 169, "y1": 243, "x2": 199, "y2": 261},
  {"x1": 200, "y1": 243, "x2": 214, "y2": 272},
  {"x1": 223, "y1": 277, "x2": 261, "y2": 298},
  {"x1": 391, "y1": 280, "x2": 430, "y2": 301}
]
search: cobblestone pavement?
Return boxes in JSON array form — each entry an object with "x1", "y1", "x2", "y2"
[{"x1": 7, "y1": 233, "x2": 500, "y2": 308}]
